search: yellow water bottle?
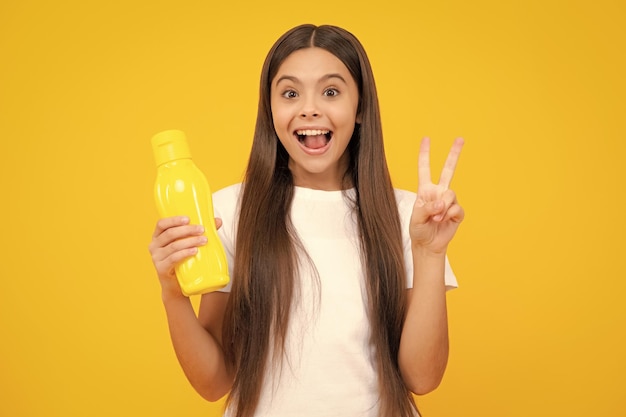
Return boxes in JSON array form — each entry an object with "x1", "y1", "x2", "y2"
[{"x1": 151, "y1": 129, "x2": 229, "y2": 296}]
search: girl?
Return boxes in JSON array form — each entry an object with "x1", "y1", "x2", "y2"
[{"x1": 149, "y1": 24, "x2": 464, "y2": 417}]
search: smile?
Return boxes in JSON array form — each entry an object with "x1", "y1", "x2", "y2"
[{"x1": 294, "y1": 129, "x2": 333, "y2": 151}]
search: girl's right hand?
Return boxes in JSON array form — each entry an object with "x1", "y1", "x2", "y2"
[{"x1": 148, "y1": 216, "x2": 212, "y2": 298}]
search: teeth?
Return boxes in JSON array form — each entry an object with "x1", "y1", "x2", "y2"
[{"x1": 296, "y1": 129, "x2": 330, "y2": 136}]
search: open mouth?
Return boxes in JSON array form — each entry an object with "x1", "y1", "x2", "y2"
[{"x1": 295, "y1": 129, "x2": 332, "y2": 150}]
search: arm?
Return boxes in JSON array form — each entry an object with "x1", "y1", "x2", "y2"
[
  {"x1": 399, "y1": 251, "x2": 449, "y2": 395},
  {"x1": 398, "y1": 137, "x2": 464, "y2": 395},
  {"x1": 162, "y1": 291, "x2": 233, "y2": 401},
  {"x1": 149, "y1": 216, "x2": 234, "y2": 401}
]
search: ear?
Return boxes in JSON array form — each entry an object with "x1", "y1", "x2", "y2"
[{"x1": 356, "y1": 110, "x2": 362, "y2": 124}]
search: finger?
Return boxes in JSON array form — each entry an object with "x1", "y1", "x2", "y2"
[
  {"x1": 165, "y1": 235, "x2": 207, "y2": 258},
  {"x1": 215, "y1": 217, "x2": 223, "y2": 230},
  {"x1": 438, "y1": 137, "x2": 464, "y2": 189},
  {"x1": 442, "y1": 203, "x2": 465, "y2": 223},
  {"x1": 413, "y1": 197, "x2": 445, "y2": 225},
  {"x1": 418, "y1": 137, "x2": 432, "y2": 187},
  {"x1": 160, "y1": 224, "x2": 205, "y2": 246},
  {"x1": 432, "y1": 189, "x2": 457, "y2": 222},
  {"x1": 153, "y1": 246, "x2": 199, "y2": 278},
  {"x1": 153, "y1": 216, "x2": 190, "y2": 238},
  {"x1": 149, "y1": 223, "x2": 205, "y2": 257},
  {"x1": 153, "y1": 234, "x2": 207, "y2": 264},
  {"x1": 163, "y1": 246, "x2": 200, "y2": 267}
]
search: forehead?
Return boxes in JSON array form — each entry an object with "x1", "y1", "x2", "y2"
[{"x1": 273, "y1": 47, "x2": 353, "y2": 82}]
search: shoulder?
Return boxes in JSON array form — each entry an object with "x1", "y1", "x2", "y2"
[
  {"x1": 213, "y1": 183, "x2": 243, "y2": 211},
  {"x1": 212, "y1": 183, "x2": 243, "y2": 225},
  {"x1": 213, "y1": 183, "x2": 243, "y2": 203},
  {"x1": 393, "y1": 188, "x2": 417, "y2": 216}
]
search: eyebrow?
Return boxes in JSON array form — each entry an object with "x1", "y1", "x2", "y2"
[{"x1": 274, "y1": 73, "x2": 348, "y2": 86}]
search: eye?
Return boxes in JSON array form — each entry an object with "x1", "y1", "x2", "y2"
[
  {"x1": 324, "y1": 88, "x2": 339, "y2": 97},
  {"x1": 282, "y1": 89, "x2": 298, "y2": 99}
]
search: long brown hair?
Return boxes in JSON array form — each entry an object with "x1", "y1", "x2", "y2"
[{"x1": 222, "y1": 24, "x2": 416, "y2": 417}]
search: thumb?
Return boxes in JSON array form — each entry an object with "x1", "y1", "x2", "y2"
[{"x1": 412, "y1": 198, "x2": 444, "y2": 224}]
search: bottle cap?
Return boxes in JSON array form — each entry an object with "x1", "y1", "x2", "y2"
[{"x1": 151, "y1": 130, "x2": 192, "y2": 166}]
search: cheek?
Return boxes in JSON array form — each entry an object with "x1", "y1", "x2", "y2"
[
  {"x1": 335, "y1": 107, "x2": 359, "y2": 129},
  {"x1": 276, "y1": 135, "x2": 291, "y2": 151},
  {"x1": 271, "y1": 106, "x2": 290, "y2": 130},
  {"x1": 271, "y1": 111, "x2": 294, "y2": 144}
]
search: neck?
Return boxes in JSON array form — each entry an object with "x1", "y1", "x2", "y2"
[{"x1": 288, "y1": 154, "x2": 352, "y2": 191}]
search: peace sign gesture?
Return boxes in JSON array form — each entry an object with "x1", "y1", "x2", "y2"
[{"x1": 410, "y1": 137, "x2": 465, "y2": 254}]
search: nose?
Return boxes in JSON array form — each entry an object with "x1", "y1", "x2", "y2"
[
  {"x1": 300, "y1": 109, "x2": 319, "y2": 118},
  {"x1": 299, "y1": 95, "x2": 320, "y2": 118}
]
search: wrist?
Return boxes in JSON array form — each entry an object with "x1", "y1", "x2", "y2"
[
  {"x1": 411, "y1": 247, "x2": 447, "y2": 290},
  {"x1": 411, "y1": 244, "x2": 447, "y2": 259},
  {"x1": 161, "y1": 285, "x2": 188, "y2": 305}
]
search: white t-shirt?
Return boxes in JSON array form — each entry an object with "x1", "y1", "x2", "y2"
[{"x1": 213, "y1": 184, "x2": 457, "y2": 417}]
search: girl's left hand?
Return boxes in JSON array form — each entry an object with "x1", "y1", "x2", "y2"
[{"x1": 409, "y1": 137, "x2": 465, "y2": 254}]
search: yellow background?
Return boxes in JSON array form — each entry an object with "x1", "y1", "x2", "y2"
[{"x1": 1, "y1": 0, "x2": 624, "y2": 416}]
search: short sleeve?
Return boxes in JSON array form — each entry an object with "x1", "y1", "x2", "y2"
[
  {"x1": 212, "y1": 183, "x2": 243, "y2": 293},
  {"x1": 395, "y1": 189, "x2": 459, "y2": 291}
]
